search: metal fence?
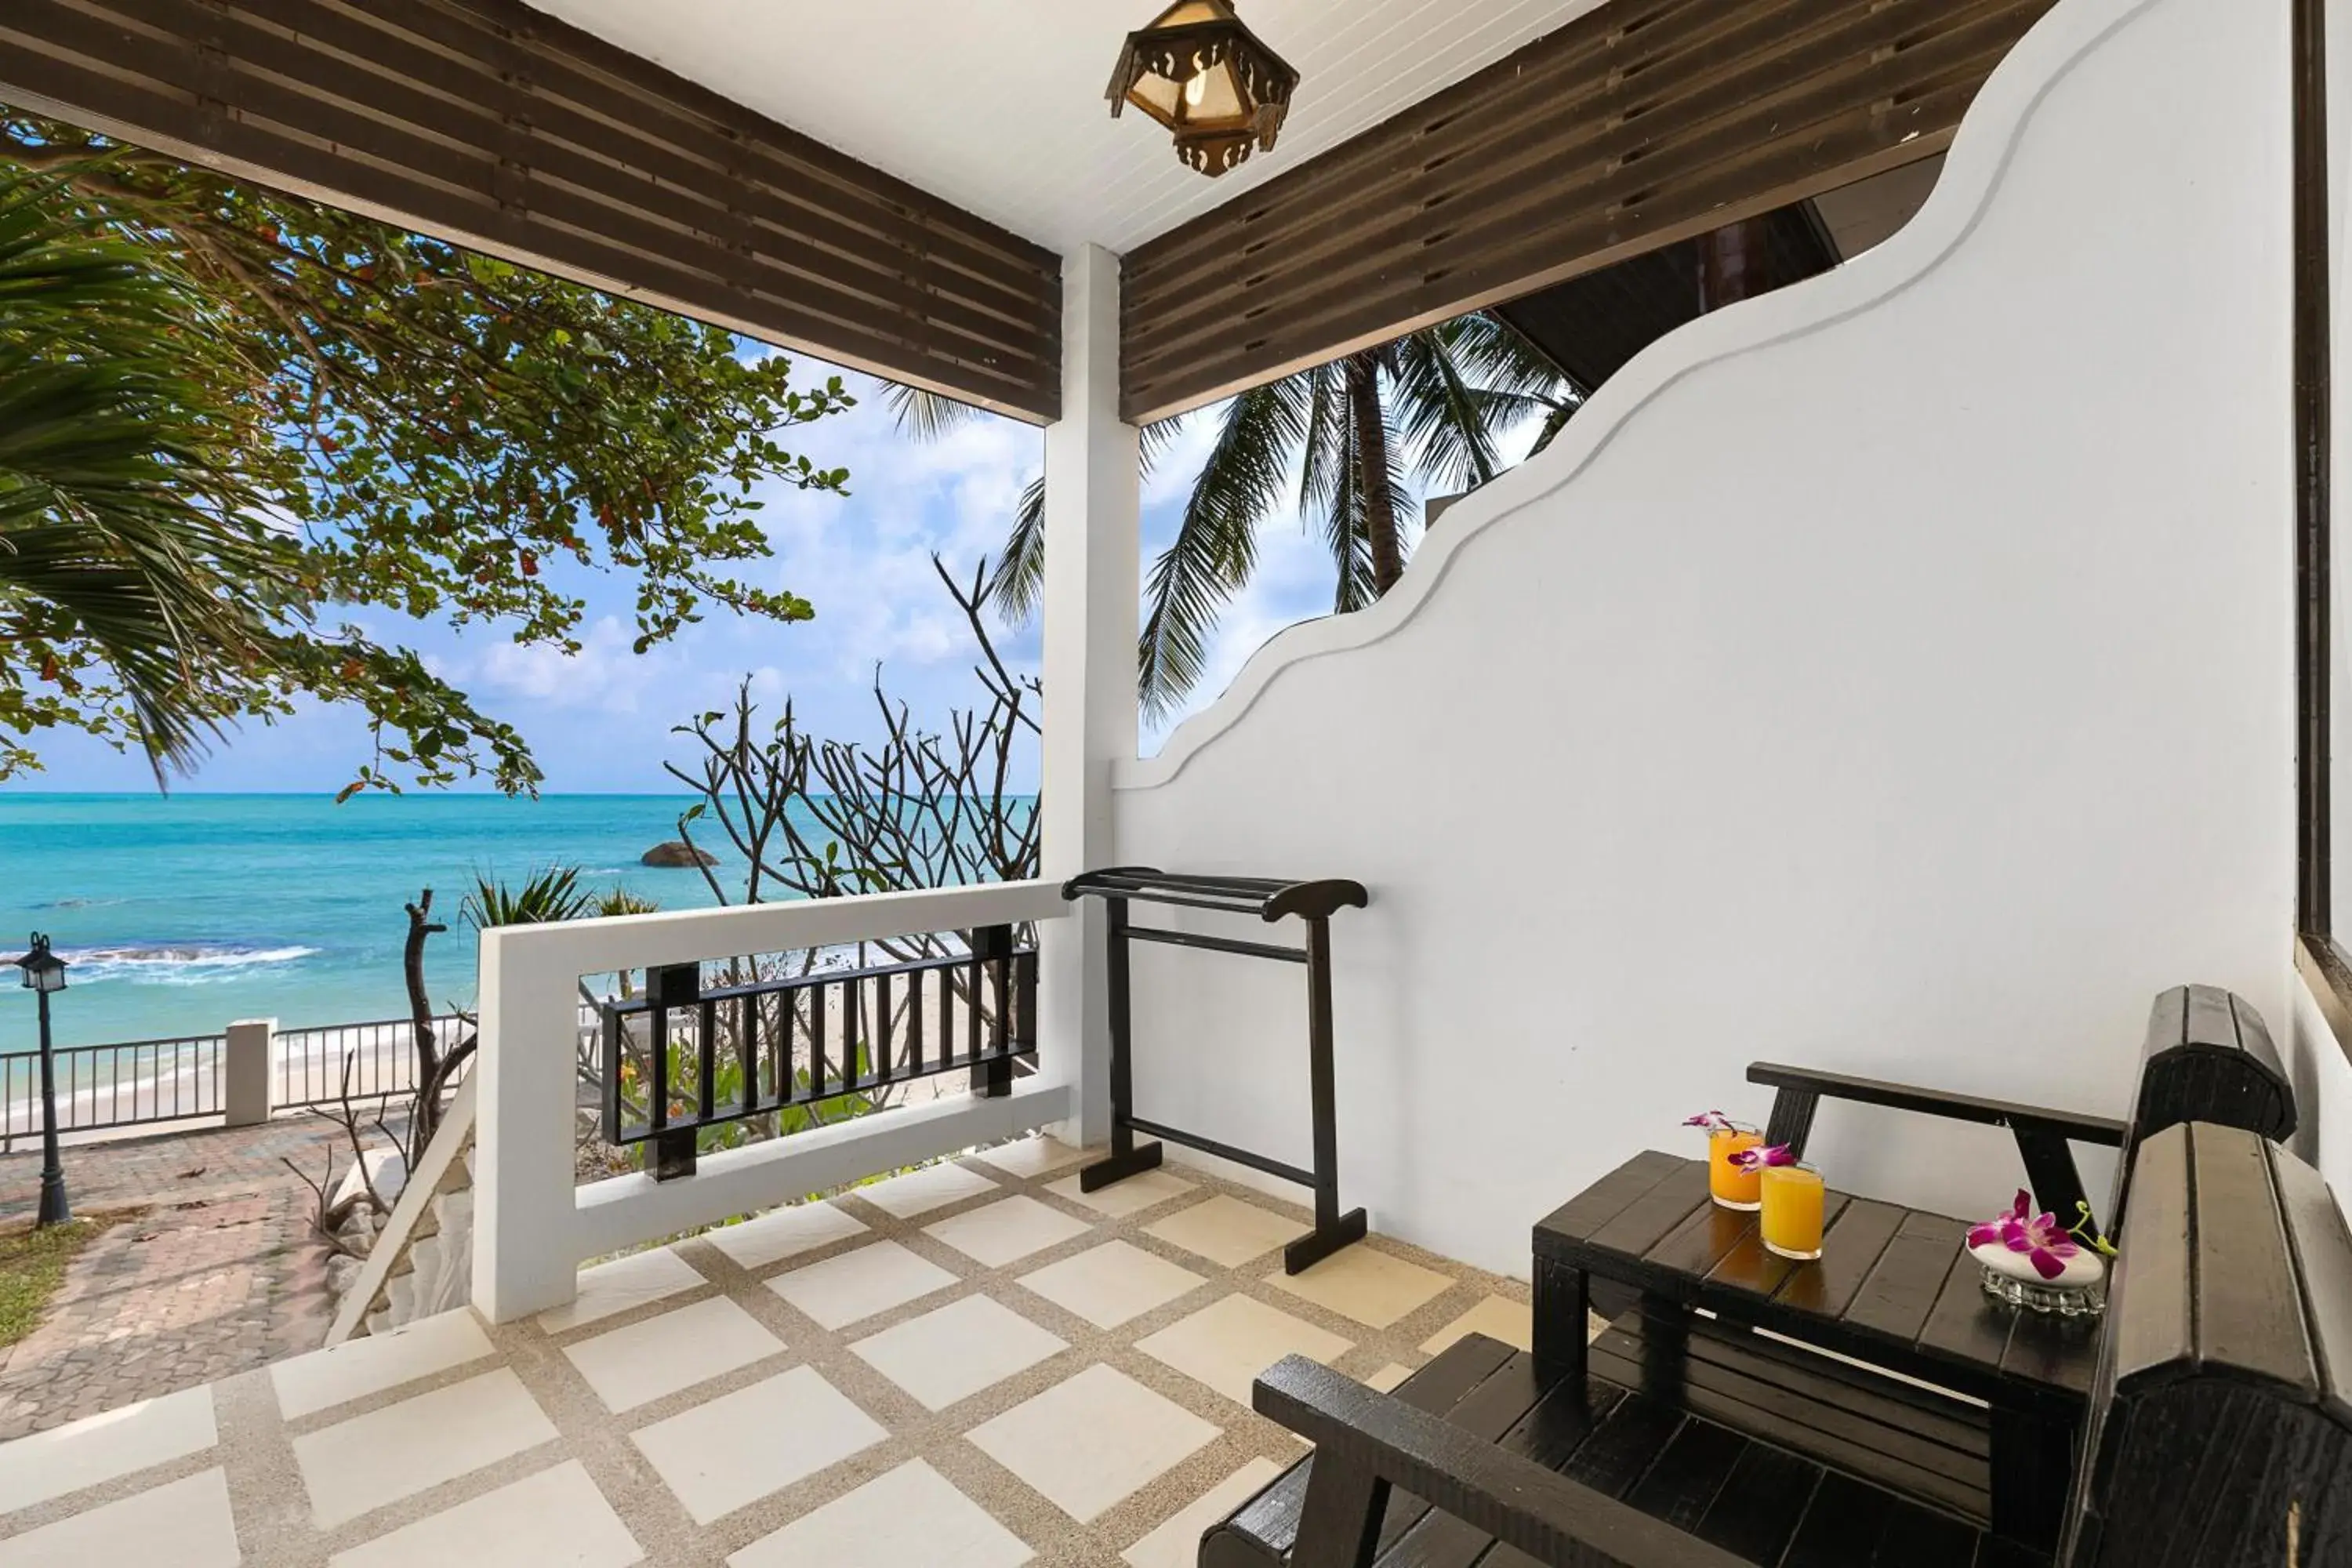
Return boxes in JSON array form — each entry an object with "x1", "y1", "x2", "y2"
[
  {"x1": 0, "y1": 1033, "x2": 225, "y2": 1138},
  {"x1": 276, "y1": 1014, "x2": 469, "y2": 1109}
]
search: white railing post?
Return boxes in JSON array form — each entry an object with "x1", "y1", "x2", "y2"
[
  {"x1": 223, "y1": 1018, "x2": 274, "y2": 1127},
  {"x1": 472, "y1": 925, "x2": 583, "y2": 1323},
  {"x1": 1040, "y1": 241, "x2": 1140, "y2": 1146}
]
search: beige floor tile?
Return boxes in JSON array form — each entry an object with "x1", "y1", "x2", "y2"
[
  {"x1": 967, "y1": 1136, "x2": 1088, "y2": 1180},
  {"x1": 1265, "y1": 1247, "x2": 1454, "y2": 1330},
  {"x1": 1419, "y1": 1294, "x2": 1533, "y2": 1356},
  {"x1": 0, "y1": 1385, "x2": 215, "y2": 1514},
  {"x1": 632, "y1": 1366, "x2": 887, "y2": 1525},
  {"x1": 1142, "y1": 1195, "x2": 1303, "y2": 1269},
  {"x1": 1017, "y1": 1240, "x2": 1206, "y2": 1330},
  {"x1": 728, "y1": 1459, "x2": 1033, "y2": 1568},
  {"x1": 965, "y1": 1364, "x2": 1220, "y2": 1523},
  {"x1": 294, "y1": 1367, "x2": 558, "y2": 1529},
  {"x1": 1364, "y1": 1363, "x2": 1415, "y2": 1393},
  {"x1": 539, "y1": 1247, "x2": 706, "y2": 1332},
  {"x1": 564, "y1": 1295, "x2": 786, "y2": 1414},
  {"x1": 924, "y1": 1196, "x2": 1094, "y2": 1268},
  {"x1": 329, "y1": 1461, "x2": 642, "y2": 1568},
  {"x1": 851, "y1": 1294, "x2": 1067, "y2": 1412},
  {"x1": 767, "y1": 1240, "x2": 960, "y2": 1330},
  {"x1": 272, "y1": 1308, "x2": 495, "y2": 1420},
  {"x1": 706, "y1": 1201, "x2": 869, "y2": 1272},
  {"x1": 1136, "y1": 1294, "x2": 1353, "y2": 1407},
  {"x1": 1121, "y1": 1457, "x2": 1284, "y2": 1568},
  {"x1": 0, "y1": 1468, "x2": 238, "y2": 1568},
  {"x1": 857, "y1": 1162, "x2": 1002, "y2": 1218},
  {"x1": 1044, "y1": 1167, "x2": 1196, "y2": 1218}
]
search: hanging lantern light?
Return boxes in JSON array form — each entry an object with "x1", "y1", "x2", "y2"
[{"x1": 1107, "y1": 2, "x2": 1301, "y2": 178}]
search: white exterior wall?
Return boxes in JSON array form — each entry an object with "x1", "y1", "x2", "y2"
[{"x1": 1107, "y1": 0, "x2": 2294, "y2": 1278}]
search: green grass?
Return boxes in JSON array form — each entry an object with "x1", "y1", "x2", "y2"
[{"x1": 0, "y1": 1215, "x2": 122, "y2": 1348}]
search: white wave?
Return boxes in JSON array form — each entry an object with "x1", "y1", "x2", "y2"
[{"x1": 56, "y1": 942, "x2": 321, "y2": 985}]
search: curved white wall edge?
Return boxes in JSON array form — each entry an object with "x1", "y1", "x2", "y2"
[{"x1": 1115, "y1": 0, "x2": 2158, "y2": 795}]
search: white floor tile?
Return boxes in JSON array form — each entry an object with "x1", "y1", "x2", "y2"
[
  {"x1": 0, "y1": 1468, "x2": 238, "y2": 1568},
  {"x1": 856, "y1": 1163, "x2": 1003, "y2": 1218},
  {"x1": 1143, "y1": 1196, "x2": 1303, "y2": 1269},
  {"x1": 706, "y1": 1202, "x2": 869, "y2": 1272},
  {"x1": 564, "y1": 1295, "x2": 786, "y2": 1413},
  {"x1": 1121, "y1": 1457, "x2": 1284, "y2": 1568},
  {"x1": 1365, "y1": 1363, "x2": 1415, "y2": 1393},
  {"x1": 768, "y1": 1240, "x2": 960, "y2": 1330},
  {"x1": 294, "y1": 1367, "x2": 558, "y2": 1529},
  {"x1": 1018, "y1": 1241, "x2": 1206, "y2": 1329},
  {"x1": 967, "y1": 1136, "x2": 1088, "y2": 1180},
  {"x1": 539, "y1": 1247, "x2": 706, "y2": 1332},
  {"x1": 0, "y1": 1385, "x2": 215, "y2": 1514},
  {"x1": 1044, "y1": 1167, "x2": 1196, "y2": 1218},
  {"x1": 924, "y1": 1196, "x2": 1093, "y2": 1268},
  {"x1": 330, "y1": 1461, "x2": 642, "y2": 1568},
  {"x1": 1265, "y1": 1247, "x2": 1454, "y2": 1330},
  {"x1": 851, "y1": 1295, "x2": 1065, "y2": 1412},
  {"x1": 272, "y1": 1308, "x2": 495, "y2": 1419},
  {"x1": 1135, "y1": 1294, "x2": 1353, "y2": 1407},
  {"x1": 1419, "y1": 1295, "x2": 1533, "y2": 1356},
  {"x1": 728, "y1": 1460, "x2": 1032, "y2": 1568},
  {"x1": 632, "y1": 1366, "x2": 887, "y2": 1525},
  {"x1": 966, "y1": 1364, "x2": 1219, "y2": 1523}
]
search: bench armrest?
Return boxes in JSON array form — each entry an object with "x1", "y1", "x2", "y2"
[
  {"x1": 1745, "y1": 1062, "x2": 2126, "y2": 1234},
  {"x1": 1253, "y1": 1355, "x2": 1755, "y2": 1568},
  {"x1": 1744, "y1": 1063, "x2": 2126, "y2": 1145}
]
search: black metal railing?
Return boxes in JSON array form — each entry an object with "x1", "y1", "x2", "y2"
[
  {"x1": 277, "y1": 1014, "x2": 467, "y2": 1108},
  {"x1": 0, "y1": 1032, "x2": 224, "y2": 1138},
  {"x1": 601, "y1": 925, "x2": 1038, "y2": 1179}
]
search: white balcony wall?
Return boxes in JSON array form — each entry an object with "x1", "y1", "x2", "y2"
[
  {"x1": 1107, "y1": 0, "x2": 2293, "y2": 1278},
  {"x1": 473, "y1": 881, "x2": 1070, "y2": 1322}
]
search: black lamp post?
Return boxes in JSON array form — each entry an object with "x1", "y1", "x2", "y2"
[{"x1": 12, "y1": 935, "x2": 70, "y2": 1227}]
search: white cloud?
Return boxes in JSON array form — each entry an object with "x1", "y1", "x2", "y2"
[{"x1": 470, "y1": 616, "x2": 674, "y2": 715}]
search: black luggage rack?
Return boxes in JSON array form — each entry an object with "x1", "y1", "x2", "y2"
[{"x1": 1062, "y1": 866, "x2": 1370, "y2": 1274}]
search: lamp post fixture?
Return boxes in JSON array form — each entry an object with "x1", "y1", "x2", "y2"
[
  {"x1": 1108, "y1": 1, "x2": 1301, "y2": 178},
  {"x1": 12, "y1": 935, "x2": 71, "y2": 1227}
]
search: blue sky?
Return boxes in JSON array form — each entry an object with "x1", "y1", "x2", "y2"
[{"x1": 13, "y1": 347, "x2": 1392, "y2": 796}]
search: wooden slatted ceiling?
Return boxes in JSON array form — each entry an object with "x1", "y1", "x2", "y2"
[
  {"x1": 0, "y1": 0, "x2": 1062, "y2": 422},
  {"x1": 1120, "y1": 0, "x2": 2056, "y2": 425}
]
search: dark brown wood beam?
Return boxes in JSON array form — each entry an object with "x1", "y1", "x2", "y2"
[
  {"x1": 0, "y1": 0, "x2": 1062, "y2": 421},
  {"x1": 1120, "y1": 0, "x2": 2054, "y2": 424}
]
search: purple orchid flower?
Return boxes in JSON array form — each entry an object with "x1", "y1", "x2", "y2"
[
  {"x1": 1726, "y1": 1144, "x2": 1796, "y2": 1172},
  {"x1": 1967, "y1": 1189, "x2": 2080, "y2": 1280},
  {"x1": 1684, "y1": 1111, "x2": 1735, "y2": 1132}
]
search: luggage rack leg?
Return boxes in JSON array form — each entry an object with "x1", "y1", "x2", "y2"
[
  {"x1": 1283, "y1": 913, "x2": 1366, "y2": 1273},
  {"x1": 1080, "y1": 895, "x2": 1163, "y2": 1192}
]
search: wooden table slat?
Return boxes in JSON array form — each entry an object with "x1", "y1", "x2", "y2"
[
  {"x1": 1918, "y1": 1237, "x2": 2020, "y2": 1372},
  {"x1": 1776, "y1": 1196, "x2": 1907, "y2": 1319},
  {"x1": 1534, "y1": 1149, "x2": 1690, "y2": 1243},
  {"x1": 1588, "y1": 1163, "x2": 1716, "y2": 1258},
  {"x1": 1843, "y1": 1214, "x2": 1971, "y2": 1345},
  {"x1": 1645, "y1": 1195, "x2": 1763, "y2": 1283}
]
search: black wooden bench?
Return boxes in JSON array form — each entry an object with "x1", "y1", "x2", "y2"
[
  {"x1": 1218, "y1": 1120, "x2": 2352, "y2": 1566},
  {"x1": 1747, "y1": 983, "x2": 2293, "y2": 1235}
]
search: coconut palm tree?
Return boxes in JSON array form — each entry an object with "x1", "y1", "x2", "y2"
[
  {"x1": 0, "y1": 169, "x2": 286, "y2": 777},
  {"x1": 889, "y1": 310, "x2": 1575, "y2": 719}
]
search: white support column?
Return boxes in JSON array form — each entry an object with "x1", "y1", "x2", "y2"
[
  {"x1": 471, "y1": 925, "x2": 583, "y2": 1323},
  {"x1": 1040, "y1": 243, "x2": 1142, "y2": 1145}
]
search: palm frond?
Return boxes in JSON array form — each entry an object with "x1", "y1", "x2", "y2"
[
  {"x1": 880, "y1": 382, "x2": 983, "y2": 441},
  {"x1": 982, "y1": 474, "x2": 1047, "y2": 624}
]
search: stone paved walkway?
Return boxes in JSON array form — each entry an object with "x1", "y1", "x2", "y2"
[{"x1": 0, "y1": 1116, "x2": 374, "y2": 1439}]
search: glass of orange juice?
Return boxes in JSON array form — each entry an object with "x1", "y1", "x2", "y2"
[
  {"x1": 1760, "y1": 1163, "x2": 1826, "y2": 1259},
  {"x1": 1708, "y1": 1125, "x2": 1764, "y2": 1210}
]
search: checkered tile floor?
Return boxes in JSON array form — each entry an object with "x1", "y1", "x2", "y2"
[{"x1": 0, "y1": 1136, "x2": 1529, "y2": 1566}]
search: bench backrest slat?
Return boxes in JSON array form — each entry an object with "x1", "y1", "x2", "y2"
[{"x1": 2069, "y1": 1122, "x2": 2352, "y2": 1565}]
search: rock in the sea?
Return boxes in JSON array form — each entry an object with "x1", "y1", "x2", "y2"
[{"x1": 641, "y1": 840, "x2": 717, "y2": 867}]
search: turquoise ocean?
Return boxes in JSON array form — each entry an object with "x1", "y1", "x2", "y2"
[{"x1": 0, "y1": 793, "x2": 750, "y2": 1051}]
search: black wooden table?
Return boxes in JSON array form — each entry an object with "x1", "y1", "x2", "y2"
[{"x1": 1532, "y1": 1150, "x2": 2102, "y2": 1551}]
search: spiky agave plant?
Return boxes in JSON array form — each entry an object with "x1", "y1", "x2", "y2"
[{"x1": 459, "y1": 864, "x2": 593, "y2": 928}]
